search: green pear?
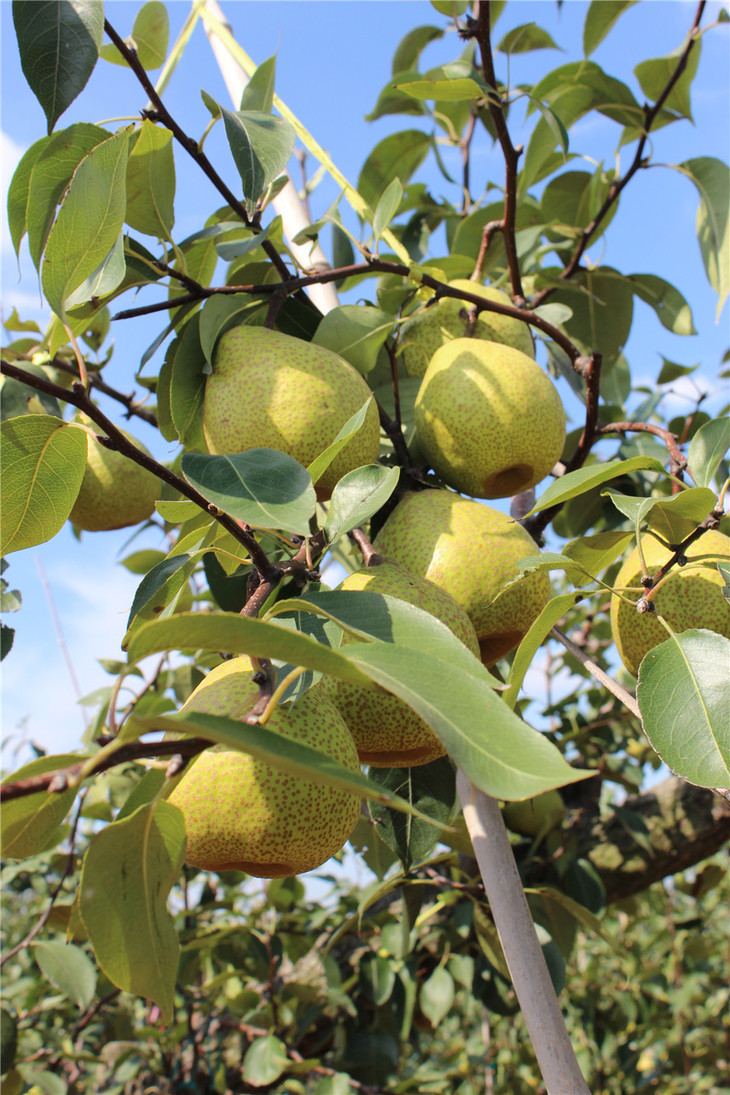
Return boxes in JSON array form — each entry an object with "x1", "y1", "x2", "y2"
[
  {"x1": 373, "y1": 490, "x2": 550, "y2": 666},
  {"x1": 502, "y1": 790, "x2": 565, "y2": 839},
  {"x1": 167, "y1": 657, "x2": 361, "y2": 877},
  {"x1": 399, "y1": 280, "x2": 535, "y2": 378},
  {"x1": 414, "y1": 339, "x2": 566, "y2": 499},
  {"x1": 202, "y1": 326, "x2": 381, "y2": 500},
  {"x1": 610, "y1": 530, "x2": 730, "y2": 677},
  {"x1": 69, "y1": 420, "x2": 160, "y2": 532},
  {"x1": 324, "y1": 557, "x2": 480, "y2": 766}
]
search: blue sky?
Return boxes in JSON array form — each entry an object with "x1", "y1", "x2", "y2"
[{"x1": 2, "y1": 0, "x2": 729, "y2": 770}]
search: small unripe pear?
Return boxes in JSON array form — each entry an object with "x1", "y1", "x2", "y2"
[
  {"x1": 373, "y1": 490, "x2": 550, "y2": 666},
  {"x1": 399, "y1": 280, "x2": 534, "y2": 378},
  {"x1": 202, "y1": 327, "x2": 381, "y2": 500},
  {"x1": 69, "y1": 420, "x2": 159, "y2": 532},
  {"x1": 324, "y1": 557, "x2": 480, "y2": 766},
  {"x1": 502, "y1": 790, "x2": 565, "y2": 838},
  {"x1": 167, "y1": 657, "x2": 361, "y2": 878},
  {"x1": 610, "y1": 530, "x2": 730, "y2": 676},
  {"x1": 415, "y1": 339, "x2": 566, "y2": 499}
]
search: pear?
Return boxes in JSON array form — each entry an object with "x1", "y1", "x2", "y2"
[
  {"x1": 502, "y1": 790, "x2": 565, "y2": 839},
  {"x1": 610, "y1": 530, "x2": 730, "y2": 677},
  {"x1": 167, "y1": 657, "x2": 361, "y2": 877},
  {"x1": 69, "y1": 420, "x2": 160, "y2": 532},
  {"x1": 373, "y1": 490, "x2": 550, "y2": 666},
  {"x1": 202, "y1": 326, "x2": 381, "y2": 500},
  {"x1": 324, "y1": 557, "x2": 481, "y2": 766},
  {"x1": 399, "y1": 280, "x2": 534, "y2": 378},
  {"x1": 414, "y1": 339, "x2": 566, "y2": 499}
]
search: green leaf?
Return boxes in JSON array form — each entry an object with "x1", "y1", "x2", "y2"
[
  {"x1": 525, "y1": 457, "x2": 667, "y2": 516},
  {"x1": 644, "y1": 488, "x2": 718, "y2": 543},
  {"x1": 550, "y1": 266, "x2": 634, "y2": 364},
  {"x1": 7, "y1": 137, "x2": 50, "y2": 257},
  {"x1": 168, "y1": 313, "x2": 207, "y2": 449},
  {"x1": 528, "y1": 61, "x2": 643, "y2": 127},
  {"x1": 674, "y1": 158, "x2": 730, "y2": 321},
  {"x1": 373, "y1": 177, "x2": 403, "y2": 243},
  {"x1": 306, "y1": 397, "x2": 376, "y2": 487},
  {"x1": 325, "y1": 465, "x2": 400, "y2": 543},
  {"x1": 392, "y1": 25, "x2": 444, "y2": 73},
  {"x1": 420, "y1": 966, "x2": 455, "y2": 1026},
  {"x1": 634, "y1": 41, "x2": 700, "y2": 121},
  {"x1": 368, "y1": 758, "x2": 456, "y2": 870},
  {"x1": 78, "y1": 801, "x2": 185, "y2": 1022},
  {"x1": 0, "y1": 416, "x2": 87, "y2": 555},
  {"x1": 359, "y1": 953, "x2": 397, "y2": 1005},
  {"x1": 219, "y1": 107, "x2": 295, "y2": 214},
  {"x1": 687, "y1": 417, "x2": 730, "y2": 489},
  {"x1": 395, "y1": 76, "x2": 487, "y2": 103},
  {"x1": 41, "y1": 127, "x2": 133, "y2": 315},
  {"x1": 100, "y1": 1, "x2": 169, "y2": 69},
  {"x1": 243, "y1": 1034, "x2": 289, "y2": 1086},
  {"x1": 64, "y1": 229, "x2": 126, "y2": 309},
  {"x1": 125, "y1": 553, "x2": 196, "y2": 632},
  {"x1": 32, "y1": 941, "x2": 96, "y2": 1011},
  {"x1": 583, "y1": 0, "x2": 637, "y2": 56},
  {"x1": 628, "y1": 273, "x2": 696, "y2": 336},
  {"x1": 497, "y1": 23, "x2": 561, "y2": 53},
  {"x1": 181, "y1": 450, "x2": 316, "y2": 535},
  {"x1": 657, "y1": 357, "x2": 699, "y2": 384},
  {"x1": 357, "y1": 130, "x2": 431, "y2": 212},
  {"x1": 26, "y1": 123, "x2": 109, "y2": 270},
  {"x1": 199, "y1": 295, "x2": 266, "y2": 367},
  {"x1": 12, "y1": 0, "x2": 103, "y2": 132},
  {"x1": 503, "y1": 592, "x2": 586, "y2": 709},
  {"x1": 637, "y1": 630, "x2": 730, "y2": 788},
  {"x1": 1, "y1": 754, "x2": 81, "y2": 858},
  {"x1": 125, "y1": 119, "x2": 175, "y2": 239},
  {"x1": 312, "y1": 305, "x2": 394, "y2": 374},
  {"x1": 1, "y1": 625, "x2": 15, "y2": 661},
  {"x1": 240, "y1": 54, "x2": 277, "y2": 113}
]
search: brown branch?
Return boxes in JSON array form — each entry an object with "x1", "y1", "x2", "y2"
[
  {"x1": 102, "y1": 18, "x2": 304, "y2": 293},
  {"x1": 0, "y1": 737, "x2": 211, "y2": 804},
  {"x1": 599, "y1": 420, "x2": 687, "y2": 478},
  {"x1": 0, "y1": 360, "x2": 277, "y2": 578},
  {"x1": 532, "y1": 0, "x2": 706, "y2": 307},
  {"x1": 475, "y1": 3, "x2": 525, "y2": 303},
  {"x1": 48, "y1": 357, "x2": 158, "y2": 426}
]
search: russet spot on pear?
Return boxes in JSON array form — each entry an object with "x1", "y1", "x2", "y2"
[
  {"x1": 202, "y1": 326, "x2": 381, "y2": 500},
  {"x1": 399, "y1": 279, "x2": 535, "y2": 378},
  {"x1": 373, "y1": 490, "x2": 550, "y2": 666},
  {"x1": 167, "y1": 657, "x2": 362, "y2": 878},
  {"x1": 610, "y1": 530, "x2": 730, "y2": 677},
  {"x1": 323, "y1": 557, "x2": 481, "y2": 766}
]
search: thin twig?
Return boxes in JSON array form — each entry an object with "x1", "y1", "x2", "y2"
[{"x1": 551, "y1": 627, "x2": 641, "y2": 719}]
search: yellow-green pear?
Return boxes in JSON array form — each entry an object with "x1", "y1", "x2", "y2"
[
  {"x1": 202, "y1": 326, "x2": 381, "y2": 500},
  {"x1": 323, "y1": 557, "x2": 480, "y2": 766},
  {"x1": 167, "y1": 657, "x2": 361, "y2": 877},
  {"x1": 502, "y1": 790, "x2": 565, "y2": 839},
  {"x1": 399, "y1": 280, "x2": 534, "y2": 378},
  {"x1": 373, "y1": 490, "x2": 550, "y2": 666},
  {"x1": 69, "y1": 420, "x2": 160, "y2": 532},
  {"x1": 610, "y1": 530, "x2": 730, "y2": 677},
  {"x1": 415, "y1": 339, "x2": 566, "y2": 499}
]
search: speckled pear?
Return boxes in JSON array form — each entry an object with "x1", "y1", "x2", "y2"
[
  {"x1": 202, "y1": 327, "x2": 381, "y2": 500},
  {"x1": 414, "y1": 339, "x2": 566, "y2": 499},
  {"x1": 323, "y1": 557, "x2": 480, "y2": 766},
  {"x1": 167, "y1": 658, "x2": 361, "y2": 877},
  {"x1": 399, "y1": 280, "x2": 534, "y2": 378},
  {"x1": 69, "y1": 420, "x2": 160, "y2": 532},
  {"x1": 610, "y1": 530, "x2": 730, "y2": 677},
  {"x1": 502, "y1": 790, "x2": 565, "y2": 839},
  {"x1": 373, "y1": 490, "x2": 550, "y2": 666}
]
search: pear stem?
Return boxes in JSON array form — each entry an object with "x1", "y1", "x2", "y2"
[{"x1": 456, "y1": 770, "x2": 591, "y2": 1095}]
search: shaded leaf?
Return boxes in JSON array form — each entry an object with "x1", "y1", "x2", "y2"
[
  {"x1": 243, "y1": 1034, "x2": 289, "y2": 1086},
  {"x1": 368, "y1": 758, "x2": 456, "y2": 870},
  {"x1": 325, "y1": 465, "x2": 400, "y2": 544},
  {"x1": 7, "y1": 137, "x2": 49, "y2": 257},
  {"x1": 525, "y1": 457, "x2": 667, "y2": 516},
  {"x1": 181, "y1": 449, "x2": 316, "y2": 535},
  {"x1": 675, "y1": 158, "x2": 730, "y2": 321},
  {"x1": 644, "y1": 487, "x2": 717, "y2": 543},
  {"x1": 13, "y1": 0, "x2": 103, "y2": 132},
  {"x1": 219, "y1": 107, "x2": 295, "y2": 214},
  {"x1": 504, "y1": 592, "x2": 585, "y2": 709},
  {"x1": 637, "y1": 630, "x2": 730, "y2": 788},
  {"x1": 628, "y1": 273, "x2": 696, "y2": 336},
  {"x1": 125, "y1": 553, "x2": 196, "y2": 632},
  {"x1": 420, "y1": 966, "x2": 455, "y2": 1026},
  {"x1": 312, "y1": 306, "x2": 394, "y2": 374},
  {"x1": 33, "y1": 941, "x2": 96, "y2": 1011},
  {"x1": 125, "y1": 119, "x2": 175, "y2": 239},
  {"x1": 373, "y1": 177, "x2": 403, "y2": 243},
  {"x1": 79, "y1": 802, "x2": 185, "y2": 1022},
  {"x1": 563, "y1": 530, "x2": 635, "y2": 583},
  {"x1": 240, "y1": 54, "x2": 277, "y2": 114},
  {"x1": 0, "y1": 416, "x2": 87, "y2": 554},
  {"x1": 42, "y1": 127, "x2": 133, "y2": 315},
  {"x1": 1, "y1": 753, "x2": 81, "y2": 858},
  {"x1": 687, "y1": 417, "x2": 730, "y2": 489},
  {"x1": 357, "y1": 130, "x2": 430, "y2": 212}
]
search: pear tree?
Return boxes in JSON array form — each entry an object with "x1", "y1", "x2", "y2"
[{"x1": 1, "y1": 2, "x2": 729, "y2": 1093}]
